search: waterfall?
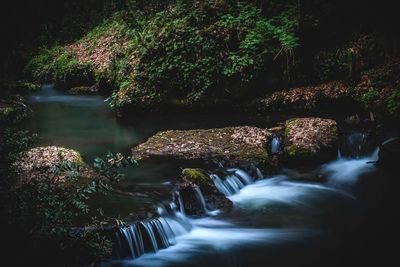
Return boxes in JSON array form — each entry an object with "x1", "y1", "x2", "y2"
[
  {"x1": 271, "y1": 134, "x2": 281, "y2": 154},
  {"x1": 326, "y1": 132, "x2": 380, "y2": 185},
  {"x1": 338, "y1": 132, "x2": 376, "y2": 159},
  {"x1": 228, "y1": 175, "x2": 354, "y2": 209},
  {"x1": 193, "y1": 186, "x2": 209, "y2": 214},
  {"x1": 173, "y1": 190, "x2": 186, "y2": 215},
  {"x1": 210, "y1": 168, "x2": 254, "y2": 196},
  {"x1": 113, "y1": 198, "x2": 192, "y2": 260},
  {"x1": 324, "y1": 148, "x2": 379, "y2": 186},
  {"x1": 111, "y1": 131, "x2": 383, "y2": 263},
  {"x1": 256, "y1": 167, "x2": 264, "y2": 179}
]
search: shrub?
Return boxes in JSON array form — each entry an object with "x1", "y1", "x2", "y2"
[
  {"x1": 25, "y1": 46, "x2": 94, "y2": 88},
  {"x1": 112, "y1": 2, "x2": 299, "y2": 107},
  {"x1": 387, "y1": 88, "x2": 400, "y2": 118}
]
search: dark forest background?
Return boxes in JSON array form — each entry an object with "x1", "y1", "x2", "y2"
[{"x1": 1, "y1": 0, "x2": 399, "y2": 81}]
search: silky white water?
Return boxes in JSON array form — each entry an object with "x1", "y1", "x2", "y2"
[
  {"x1": 322, "y1": 149, "x2": 379, "y2": 186},
  {"x1": 112, "y1": 149, "x2": 378, "y2": 266}
]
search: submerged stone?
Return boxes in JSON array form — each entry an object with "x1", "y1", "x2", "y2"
[
  {"x1": 283, "y1": 118, "x2": 338, "y2": 165},
  {"x1": 132, "y1": 126, "x2": 272, "y2": 169}
]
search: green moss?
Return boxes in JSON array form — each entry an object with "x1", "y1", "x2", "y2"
[
  {"x1": 182, "y1": 168, "x2": 215, "y2": 193},
  {"x1": 236, "y1": 147, "x2": 268, "y2": 162},
  {"x1": 330, "y1": 124, "x2": 338, "y2": 139},
  {"x1": 182, "y1": 168, "x2": 209, "y2": 185},
  {"x1": 284, "y1": 119, "x2": 298, "y2": 138},
  {"x1": 285, "y1": 145, "x2": 313, "y2": 158}
]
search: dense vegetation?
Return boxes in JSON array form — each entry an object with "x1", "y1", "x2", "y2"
[
  {"x1": 11, "y1": 0, "x2": 398, "y2": 118},
  {"x1": 24, "y1": 1, "x2": 299, "y2": 108}
]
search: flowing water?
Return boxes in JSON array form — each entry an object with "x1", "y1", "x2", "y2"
[
  {"x1": 270, "y1": 133, "x2": 282, "y2": 154},
  {"x1": 25, "y1": 86, "x2": 398, "y2": 267}
]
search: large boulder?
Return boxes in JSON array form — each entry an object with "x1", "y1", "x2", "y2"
[
  {"x1": 132, "y1": 126, "x2": 272, "y2": 168},
  {"x1": 283, "y1": 118, "x2": 339, "y2": 165},
  {"x1": 13, "y1": 146, "x2": 88, "y2": 185}
]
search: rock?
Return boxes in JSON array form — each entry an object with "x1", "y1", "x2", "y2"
[
  {"x1": 177, "y1": 168, "x2": 232, "y2": 215},
  {"x1": 377, "y1": 137, "x2": 400, "y2": 171},
  {"x1": 283, "y1": 118, "x2": 338, "y2": 165},
  {"x1": 13, "y1": 146, "x2": 89, "y2": 185},
  {"x1": 203, "y1": 192, "x2": 232, "y2": 211},
  {"x1": 177, "y1": 181, "x2": 205, "y2": 216},
  {"x1": 132, "y1": 126, "x2": 272, "y2": 169},
  {"x1": 68, "y1": 85, "x2": 99, "y2": 95},
  {"x1": 257, "y1": 81, "x2": 349, "y2": 112},
  {"x1": 182, "y1": 168, "x2": 214, "y2": 194},
  {"x1": 177, "y1": 182, "x2": 232, "y2": 216}
]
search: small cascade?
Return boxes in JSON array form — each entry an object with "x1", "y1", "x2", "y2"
[
  {"x1": 228, "y1": 175, "x2": 355, "y2": 209},
  {"x1": 210, "y1": 168, "x2": 254, "y2": 196},
  {"x1": 113, "y1": 198, "x2": 192, "y2": 260},
  {"x1": 173, "y1": 190, "x2": 186, "y2": 215},
  {"x1": 324, "y1": 148, "x2": 379, "y2": 185},
  {"x1": 256, "y1": 167, "x2": 264, "y2": 179},
  {"x1": 193, "y1": 186, "x2": 208, "y2": 214},
  {"x1": 338, "y1": 132, "x2": 376, "y2": 159},
  {"x1": 325, "y1": 131, "x2": 381, "y2": 185},
  {"x1": 271, "y1": 133, "x2": 282, "y2": 154}
]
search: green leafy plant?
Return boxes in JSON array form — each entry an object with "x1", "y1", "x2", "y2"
[
  {"x1": 387, "y1": 88, "x2": 400, "y2": 118},
  {"x1": 361, "y1": 87, "x2": 379, "y2": 108}
]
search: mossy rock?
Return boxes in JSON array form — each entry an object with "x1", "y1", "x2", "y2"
[
  {"x1": 283, "y1": 118, "x2": 339, "y2": 165},
  {"x1": 12, "y1": 146, "x2": 91, "y2": 185},
  {"x1": 177, "y1": 169, "x2": 233, "y2": 215},
  {"x1": 182, "y1": 168, "x2": 214, "y2": 194},
  {"x1": 132, "y1": 126, "x2": 272, "y2": 169}
]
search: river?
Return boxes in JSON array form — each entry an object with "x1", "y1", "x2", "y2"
[{"x1": 25, "y1": 85, "x2": 398, "y2": 267}]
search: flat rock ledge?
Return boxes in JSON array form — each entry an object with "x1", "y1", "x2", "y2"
[{"x1": 132, "y1": 126, "x2": 272, "y2": 168}]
